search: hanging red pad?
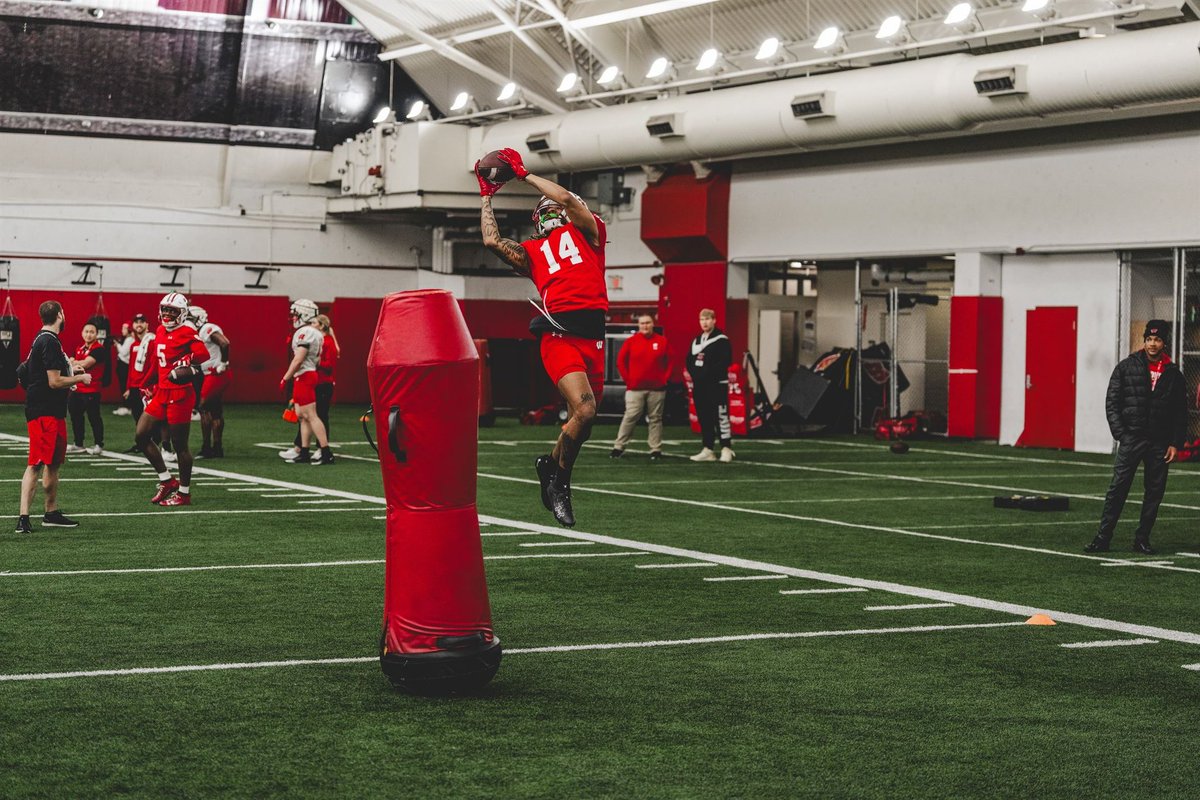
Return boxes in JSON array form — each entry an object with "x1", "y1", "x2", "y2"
[{"x1": 367, "y1": 289, "x2": 500, "y2": 694}]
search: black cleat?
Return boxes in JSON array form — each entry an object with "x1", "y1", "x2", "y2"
[
  {"x1": 42, "y1": 510, "x2": 79, "y2": 528},
  {"x1": 535, "y1": 455, "x2": 556, "y2": 511},
  {"x1": 609, "y1": 448, "x2": 623, "y2": 459},
  {"x1": 15, "y1": 516, "x2": 32, "y2": 534},
  {"x1": 1132, "y1": 540, "x2": 1156, "y2": 556},
  {"x1": 311, "y1": 454, "x2": 336, "y2": 466},
  {"x1": 197, "y1": 447, "x2": 217, "y2": 459},
  {"x1": 1083, "y1": 537, "x2": 1110, "y2": 553},
  {"x1": 649, "y1": 450, "x2": 662, "y2": 461},
  {"x1": 546, "y1": 480, "x2": 576, "y2": 528},
  {"x1": 292, "y1": 449, "x2": 313, "y2": 464}
]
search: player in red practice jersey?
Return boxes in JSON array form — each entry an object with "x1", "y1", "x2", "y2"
[
  {"x1": 134, "y1": 292, "x2": 209, "y2": 507},
  {"x1": 478, "y1": 147, "x2": 607, "y2": 527}
]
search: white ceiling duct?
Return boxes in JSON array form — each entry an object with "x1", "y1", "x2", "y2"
[{"x1": 475, "y1": 22, "x2": 1200, "y2": 173}]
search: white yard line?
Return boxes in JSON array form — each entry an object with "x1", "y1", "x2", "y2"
[
  {"x1": 60, "y1": 508, "x2": 378, "y2": 518},
  {"x1": 517, "y1": 541, "x2": 595, "y2": 548},
  {"x1": 1060, "y1": 638, "x2": 1158, "y2": 649},
  {"x1": 780, "y1": 588, "x2": 870, "y2": 595},
  {"x1": 865, "y1": 603, "x2": 957, "y2": 611},
  {"x1": 479, "y1": 472, "x2": 1200, "y2": 576},
  {"x1": 1, "y1": 560, "x2": 384, "y2": 577},
  {"x1": 3, "y1": 431, "x2": 1197, "y2": 647},
  {"x1": 703, "y1": 574, "x2": 789, "y2": 582},
  {"x1": 297, "y1": 499, "x2": 365, "y2": 505},
  {"x1": 0, "y1": 621, "x2": 1029, "y2": 683},
  {"x1": 1183, "y1": 663, "x2": 1200, "y2": 671},
  {"x1": 727, "y1": 495, "x2": 993, "y2": 505},
  {"x1": 480, "y1": 531, "x2": 542, "y2": 537},
  {"x1": 266, "y1": 493, "x2": 327, "y2": 498},
  {"x1": 484, "y1": 551, "x2": 648, "y2": 561},
  {"x1": 636, "y1": 562, "x2": 720, "y2": 569}
]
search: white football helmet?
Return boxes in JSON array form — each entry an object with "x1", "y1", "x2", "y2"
[
  {"x1": 188, "y1": 305, "x2": 208, "y2": 329},
  {"x1": 289, "y1": 299, "x2": 319, "y2": 329},
  {"x1": 159, "y1": 292, "x2": 189, "y2": 330},
  {"x1": 533, "y1": 196, "x2": 567, "y2": 237}
]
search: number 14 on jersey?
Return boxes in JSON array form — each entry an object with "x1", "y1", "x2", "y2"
[{"x1": 540, "y1": 230, "x2": 584, "y2": 274}]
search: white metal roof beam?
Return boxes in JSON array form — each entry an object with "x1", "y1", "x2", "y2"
[
  {"x1": 530, "y1": 0, "x2": 624, "y2": 78},
  {"x1": 359, "y1": 0, "x2": 567, "y2": 113},
  {"x1": 484, "y1": 0, "x2": 569, "y2": 76}
]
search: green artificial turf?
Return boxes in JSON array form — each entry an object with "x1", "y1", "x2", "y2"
[{"x1": 0, "y1": 404, "x2": 1197, "y2": 798}]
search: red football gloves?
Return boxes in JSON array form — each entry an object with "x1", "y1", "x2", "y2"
[
  {"x1": 496, "y1": 148, "x2": 530, "y2": 180},
  {"x1": 475, "y1": 161, "x2": 502, "y2": 197}
]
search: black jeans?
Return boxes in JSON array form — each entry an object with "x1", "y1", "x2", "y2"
[
  {"x1": 693, "y1": 380, "x2": 731, "y2": 450},
  {"x1": 1096, "y1": 438, "x2": 1170, "y2": 543},
  {"x1": 295, "y1": 383, "x2": 334, "y2": 447},
  {"x1": 68, "y1": 392, "x2": 104, "y2": 447}
]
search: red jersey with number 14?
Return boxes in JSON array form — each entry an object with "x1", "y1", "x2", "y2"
[
  {"x1": 146, "y1": 324, "x2": 208, "y2": 386},
  {"x1": 520, "y1": 215, "x2": 608, "y2": 314}
]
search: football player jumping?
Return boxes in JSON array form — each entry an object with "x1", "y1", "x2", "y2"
[
  {"x1": 189, "y1": 306, "x2": 231, "y2": 459},
  {"x1": 478, "y1": 148, "x2": 608, "y2": 527},
  {"x1": 135, "y1": 292, "x2": 209, "y2": 506}
]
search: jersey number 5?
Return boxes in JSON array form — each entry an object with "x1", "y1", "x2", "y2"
[
  {"x1": 540, "y1": 231, "x2": 584, "y2": 275},
  {"x1": 156, "y1": 343, "x2": 167, "y2": 368}
]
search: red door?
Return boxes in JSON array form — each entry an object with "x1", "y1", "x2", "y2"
[{"x1": 1017, "y1": 306, "x2": 1076, "y2": 449}]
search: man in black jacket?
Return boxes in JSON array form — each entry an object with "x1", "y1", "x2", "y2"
[
  {"x1": 686, "y1": 308, "x2": 735, "y2": 463},
  {"x1": 1085, "y1": 320, "x2": 1186, "y2": 555}
]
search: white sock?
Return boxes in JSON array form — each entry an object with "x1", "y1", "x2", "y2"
[
  {"x1": 158, "y1": 471, "x2": 172, "y2": 482},
  {"x1": 178, "y1": 485, "x2": 190, "y2": 495}
]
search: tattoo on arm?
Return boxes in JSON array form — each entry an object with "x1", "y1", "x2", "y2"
[
  {"x1": 580, "y1": 392, "x2": 595, "y2": 404},
  {"x1": 481, "y1": 197, "x2": 530, "y2": 275}
]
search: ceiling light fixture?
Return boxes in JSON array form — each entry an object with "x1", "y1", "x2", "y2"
[
  {"x1": 372, "y1": 106, "x2": 393, "y2": 123},
  {"x1": 497, "y1": 82, "x2": 518, "y2": 102},
  {"x1": 755, "y1": 37, "x2": 780, "y2": 61},
  {"x1": 1022, "y1": 0, "x2": 1056, "y2": 20},
  {"x1": 646, "y1": 57, "x2": 671, "y2": 79},
  {"x1": 696, "y1": 48, "x2": 720, "y2": 71},
  {"x1": 814, "y1": 26, "x2": 847, "y2": 54},
  {"x1": 450, "y1": 92, "x2": 470, "y2": 111},
  {"x1": 876, "y1": 15, "x2": 909, "y2": 43},
  {"x1": 944, "y1": 2, "x2": 981, "y2": 33},
  {"x1": 598, "y1": 65, "x2": 621, "y2": 84},
  {"x1": 557, "y1": 72, "x2": 579, "y2": 93},
  {"x1": 405, "y1": 100, "x2": 429, "y2": 120}
]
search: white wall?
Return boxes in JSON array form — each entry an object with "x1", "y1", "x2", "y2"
[
  {"x1": 999, "y1": 253, "x2": 1120, "y2": 454},
  {"x1": 728, "y1": 122, "x2": 1200, "y2": 259}
]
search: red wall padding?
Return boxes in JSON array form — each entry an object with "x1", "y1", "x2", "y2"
[
  {"x1": 948, "y1": 296, "x2": 1003, "y2": 439},
  {"x1": 641, "y1": 166, "x2": 731, "y2": 264},
  {"x1": 657, "y1": 262, "x2": 728, "y2": 382},
  {"x1": 0, "y1": 290, "x2": 292, "y2": 405}
]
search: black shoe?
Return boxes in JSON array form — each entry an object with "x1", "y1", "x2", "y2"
[
  {"x1": 1083, "y1": 537, "x2": 1110, "y2": 553},
  {"x1": 292, "y1": 450, "x2": 312, "y2": 464},
  {"x1": 311, "y1": 454, "x2": 336, "y2": 466},
  {"x1": 1133, "y1": 540, "x2": 1156, "y2": 556},
  {"x1": 649, "y1": 451, "x2": 662, "y2": 461},
  {"x1": 197, "y1": 447, "x2": 216, "y2": 459},
  {"x1": 15, "y1": 516, "x2": 32, "y2": 534},
  {"x1": 214, "y1": 445, "x2": 224, "y2": 458},
  {"x1": 535, "y1": 455, "x2": 557, "y2": 512},
  {"x1": 124, "y1": 445, "x2": 142, "y2": 454},
  {"x1": 42, "y1": 510, "x2": 79, "y2": 528},
  {"x1": 609, "y1": 448, "x2": 623, "y2": 459},
  {"x1": 546, "y1": 480, "x2": 576, "y2": 528}
]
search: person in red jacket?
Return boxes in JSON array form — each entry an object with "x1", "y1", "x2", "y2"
[{"x1": 610, "y1": 314, "x2": 672, "y2": 460}]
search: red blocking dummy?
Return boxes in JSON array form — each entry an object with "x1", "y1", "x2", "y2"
[{"x1": 368, "y1": 289, "x2": 501, "y2": 694}]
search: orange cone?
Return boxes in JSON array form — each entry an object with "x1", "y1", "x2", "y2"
[{"x1": 1025, "y1": 614, "x2": 1056, "y2": 626}]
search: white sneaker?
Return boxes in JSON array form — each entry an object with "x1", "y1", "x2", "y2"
[
  {"x1": 162, "y1": 450, "x2": 178, "y2": 464},
  {"x1": 112, "y1": 406, "x2": 131, "y2": 416},
  {"x1": 190, "y1": 411, "x2": 201, "y2": 422},
  {"x1": 86, "y1": 444, "x2": 104, "y2": 455},
  {"x1": 278, "y1": 446, "x2": 301, "y2": 461},
  {"x1": 66, "y1": 444, "x2": 87, "y2": 455},
  {"x1": 690, "y1": 448, "x2": 717, "y2": 462},
  {"x1": 719, "y1": 447, "x2": 736, "y2": 463}
]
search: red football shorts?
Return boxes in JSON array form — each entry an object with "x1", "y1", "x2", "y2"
[
  {"x1": 293, "y1": 371, "x2": 318, "y2": 407},
  {"x1": 201, "y1": 371, "x2": 231, "y2": 402},
  {"x1": 27, "y1": 417, "x2": 67, "y2": 467},
  {"x1": 540, "y1": 332, "x2": 605, "y2": 399},
  {"x1": 144, "y1": 386, "x2": 196, "y2": 425}
]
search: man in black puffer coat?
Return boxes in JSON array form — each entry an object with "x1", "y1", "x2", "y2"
[{"x1": 1085, "y1": 320, "x2": 1186, "y2": 555}]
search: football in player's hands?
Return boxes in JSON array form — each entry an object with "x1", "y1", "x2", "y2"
[
  {"x1": 476, "y1": 150, "x2": 516, "y2": 184},
  {"x1": 168, "y1": 365, "x2": 194, "y2": 384}
]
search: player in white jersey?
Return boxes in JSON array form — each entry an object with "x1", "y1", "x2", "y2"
[
  {"x1": 189, "y1": 306, "x2": 231, "y2": 458},
  {"x1": 281, "y1": 299, "x2": 334, "y2": 465}
]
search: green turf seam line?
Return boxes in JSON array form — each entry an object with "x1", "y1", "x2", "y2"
[
  {"x1": 3, "y1": 432, "x2": 1195, "y2": 648},
  {"x1": 473, "y1": 514, "x2": 1200, "y2": 647},
  {"x1": 477, "y1": 472, "x2": 1200, "y2": 577},
  {"x1": 0, "y1": 622, "x2": 1028, "y2": 682},
  {"x1": 1059, "y1": 639, "x2": 1158, "y2": 648}
]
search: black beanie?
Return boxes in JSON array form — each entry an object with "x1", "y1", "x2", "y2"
[{"x1": 1143, "y1": 319, "x2": 1170, "y2": 344}]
